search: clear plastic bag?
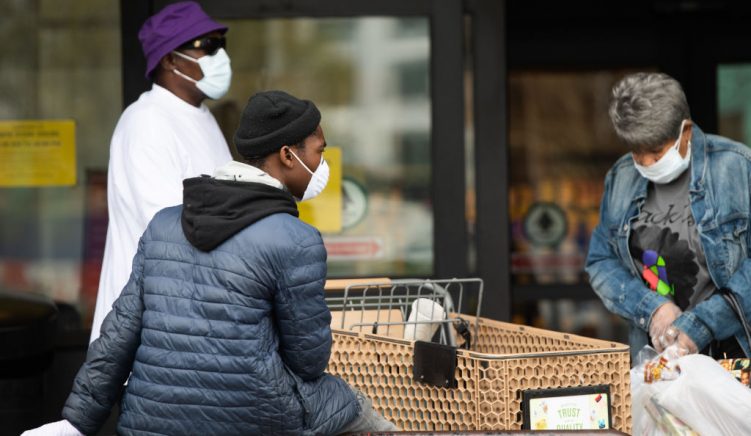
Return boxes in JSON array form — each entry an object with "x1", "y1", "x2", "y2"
[{"x1": 631, "y1": 345, "x2": 696, "y2": 436}]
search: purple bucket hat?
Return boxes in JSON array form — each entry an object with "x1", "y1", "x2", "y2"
[{"x1": 138, "y1": 1, "x2": 228, "y2": 78}]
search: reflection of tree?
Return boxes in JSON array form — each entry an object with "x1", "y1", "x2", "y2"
[
  {"x1": 209, "y1": 19, "x2": 356, "y2": 149},
  {"x1": 0, "y1": 1, "x2": 38, "y2": 117},
  {"x1": 219, "y1": 19, "x2": 354, "y2": 104},
  {"x1": 214, "y1": 18, "x2": 432, "y2": 277}
]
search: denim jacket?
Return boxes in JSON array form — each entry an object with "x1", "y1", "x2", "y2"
[{"x1": 586, "y1": 125, "x2": 751, "y2": 360}]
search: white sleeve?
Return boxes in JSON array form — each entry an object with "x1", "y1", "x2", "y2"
[
  {"x1": 89, "y1": 109, "x2": 186, "y2": 342},
  {"x1": 116, "y1": 111, "x2": 186, "y2": 229}
]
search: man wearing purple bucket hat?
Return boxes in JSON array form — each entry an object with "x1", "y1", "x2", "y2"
[{"x1": 89, "y1": 1, "x2": 233, "y2": 343}]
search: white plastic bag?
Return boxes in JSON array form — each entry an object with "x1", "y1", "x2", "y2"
[
  {"x1": 402, "y1": 298, "x2": 445, "y2": 342},
  {"x1": 631, "y1": 346, "x2": 695, "y2": 436},
  {"x1": 632, "y1": 344, "x2": 751, "y2": 436},
  {"x1": 656, "y1": 353, "x2": 751, "y2": 435}
]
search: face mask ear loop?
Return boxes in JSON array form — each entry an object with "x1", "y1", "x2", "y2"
[
  {"x1": 172, "y1": 50, "x2": 199, "y2": 63},
  {"x1": 172, "y1": 68, "x2": 197, "y2": 84},
  {"x1": 671, "y1": 119, "x2": 690, "y2": 153},
  {"x1": 171, "y1": 51, "x2": 201, "y2": 84},
  {"x1": 289, "y1": 150, "x2": 314, "y2": 175}
]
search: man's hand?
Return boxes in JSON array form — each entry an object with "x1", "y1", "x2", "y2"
[{"x1": 649, "y1": 301, "x2": 682, "y2": 352}]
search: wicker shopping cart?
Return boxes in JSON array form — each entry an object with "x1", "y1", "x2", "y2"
[{"x1": 325, "y1": 278, "x2": 632, "y2": 433}]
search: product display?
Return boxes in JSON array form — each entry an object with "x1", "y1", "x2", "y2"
[
  {"x1": 632, "y1": 345, "x2": 751, "y2": 435},
  {"x1": 717, "y1": 358, "x2": 751, "y2": 386}
]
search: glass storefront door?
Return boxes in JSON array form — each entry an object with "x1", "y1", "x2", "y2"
[
  {"x1": 0, "y1": 0, "x2": 121, "y2": 325},
  {"x1": 143, "y1": 0, "x2": 469, "y2": 283}
]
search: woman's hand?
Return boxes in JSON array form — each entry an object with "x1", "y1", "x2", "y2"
[
  {"x1": 674, "y1": 329, "x2": 699, "y2": 355},
  {"x1": 650, "y1": 302, "x2": 682, "y2": 352}
]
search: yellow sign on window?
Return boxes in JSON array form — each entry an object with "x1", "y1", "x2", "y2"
[
  {"x1": 0, "y1": 120, "x2": 76, "y2": 187},
  {"x1": 299, "y1": 146, "x2": 342, "y2": 233}
]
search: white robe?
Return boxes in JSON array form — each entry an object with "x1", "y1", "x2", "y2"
[{"x1": 89, "y1": 84, "x2": 232, "y2": 342}]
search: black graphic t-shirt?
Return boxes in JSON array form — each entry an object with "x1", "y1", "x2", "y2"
[{"x1": 629, "y1": 169, "x2": 715, "y2": 310}]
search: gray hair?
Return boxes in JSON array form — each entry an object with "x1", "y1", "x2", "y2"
[{"x1": 608, "y1": 72, "x2": 691, "y2": 152}]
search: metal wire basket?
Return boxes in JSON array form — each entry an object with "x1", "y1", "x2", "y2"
[
  {"x1": 324, "y1": 277, "x2": 632, "y2": 433},
  {"x1": 326, "y1": 278, "x2": 484, "y2": 348}
]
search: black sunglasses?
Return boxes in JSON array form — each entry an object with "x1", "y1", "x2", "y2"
[{"x1": 178, "y1": 36, "x2": 226, "y2": 55}]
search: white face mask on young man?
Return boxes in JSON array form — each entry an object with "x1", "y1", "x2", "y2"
[
  {"x1": 172, "y1": 48, "x2": 232, "y2": 100},
  {"x1": 633, "y1": 120, "x2": 691, "y2": 184},
  {"x1": 290, "y1": 151, "x2": 329, "y2": 201}
]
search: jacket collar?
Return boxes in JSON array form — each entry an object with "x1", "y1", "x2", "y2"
[
  {"x1": 212, "y1": 160, "x2": 285, "y2": 190},
  {"x1": 688, "y1": 124, "x2": 708, "y2": 193}
]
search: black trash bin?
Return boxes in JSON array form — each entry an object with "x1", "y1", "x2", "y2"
[{"x1": 0, "y1": 291, "x2": 58, "y2": 436}]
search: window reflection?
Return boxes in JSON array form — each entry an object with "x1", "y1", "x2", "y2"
[
  {"x1": 509, "y1": 70, "x2": 633, "y2": 286},
  {"x1": 718, "y1": 64, "x2": 751, "y2": 147},
  {"x1": 0, "y1": 0, "x2": 121, "y2": 324},
  {"x1": 509, "y1": 70, "x2": 638, "y2": 344},
  {"x1": 215, "y1": 18, "x2": 432, "y2": 277}
]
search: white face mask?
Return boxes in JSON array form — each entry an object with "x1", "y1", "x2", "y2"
[
  {"x1": 633, "y1": 120, "x2": 691, "y2": 184},
  {"x1": 172, "y1": 48, "x2": 232, "y2": 100},
  {"x1": 290, "y1": 151, "x2": 329, "y2": 201}
]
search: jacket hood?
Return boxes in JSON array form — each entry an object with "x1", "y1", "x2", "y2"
[{"x1": 181, "y1": 176, "x2": 298, "y2": 251}]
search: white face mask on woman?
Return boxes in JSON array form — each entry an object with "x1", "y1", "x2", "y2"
[
  {"x1": 172, "y1": 48, "x2": 232, "y2": 100},
  {"x1": 290, "y1": 151, "x2": 329, "y2": 201},
  {"x1": 633, "y1": 120, "x2": 691, "y2": 184}
]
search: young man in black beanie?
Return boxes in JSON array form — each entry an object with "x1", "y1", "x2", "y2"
[{"x1": 25, "y1": 90, "x2": 397, "y2": 435}]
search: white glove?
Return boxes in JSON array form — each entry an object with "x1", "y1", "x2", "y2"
[
  {"x1": 649, "y1": 301, "x2": 681, "y2": 352},
  {"x1": 21, "y1": 419, "x2": 83, "y2": 436},
  {"x1": 674, "y1": 329, "x2": 698, "y2": 355}
]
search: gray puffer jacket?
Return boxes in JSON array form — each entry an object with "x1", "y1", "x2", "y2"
[{"x1": 62, "y1": 176, "x2": 359, "y2": 435}]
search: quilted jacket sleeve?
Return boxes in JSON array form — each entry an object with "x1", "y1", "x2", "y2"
[
  {"x1": 61, "y1": 236, "x2": 147, "y2": 435},
  {"x1": 274, "y1": 231, "x2": 332, "y2": 381}
]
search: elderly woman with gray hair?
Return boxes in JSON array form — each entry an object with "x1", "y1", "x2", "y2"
[{"x1": 586, "y1": 72, "x2": 751, "y2": 362}]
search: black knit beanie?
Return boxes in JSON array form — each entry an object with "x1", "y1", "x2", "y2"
[{"x1": 234, "y1": 90, "x2": 321, "y2": 159}]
